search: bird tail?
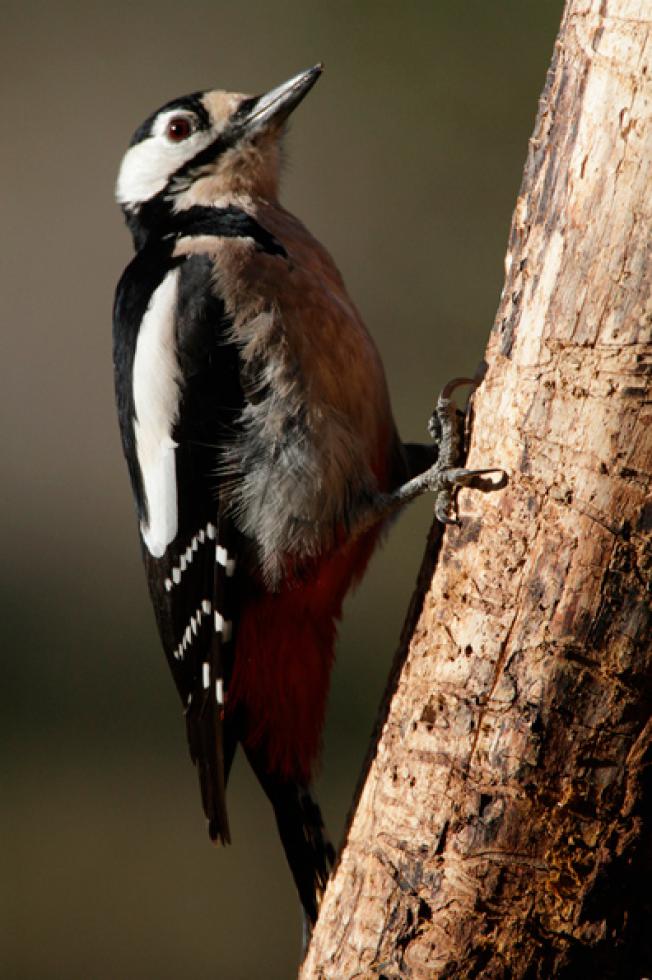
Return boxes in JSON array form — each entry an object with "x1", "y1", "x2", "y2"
[
  {"x1": 185, "y1": 696, "x2": 237, "y2": 844},
  {"x1": 245, "y1": 745, "x2": 335, "y2": 926}
]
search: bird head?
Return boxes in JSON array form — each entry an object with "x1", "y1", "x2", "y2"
[{"x1": 116, "y1": 65, "x2": 322, "y2": 241}]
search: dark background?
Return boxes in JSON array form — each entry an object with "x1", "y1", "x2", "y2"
[{"x1": 3, "y1": 2, "x2": 563, "y2": 977}]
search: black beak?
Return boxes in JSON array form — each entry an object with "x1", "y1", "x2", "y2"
[{"x1": 240, "y1": 64, "x2": 323, "y2": 135}]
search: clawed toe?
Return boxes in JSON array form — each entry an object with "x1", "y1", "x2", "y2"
[
  {"x1": 439, "y1": 376, "x2": 478, "y2": 402},
  {"x1": 425, "y1": 376, "x2": 506, "y2": 525},
  {"x1": 427, "y1": 377, "x2": 477, "y2": 434},
  {"x1": 442, "y1": 466, "x2": 505, "y2": 489},
  {"x1": 432, "y1": 467, "x2": 507, "y2": 524}
]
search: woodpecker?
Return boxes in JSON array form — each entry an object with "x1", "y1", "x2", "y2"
[{"x1": 113, "y1": 65, "x2": 494, "y2": 929}]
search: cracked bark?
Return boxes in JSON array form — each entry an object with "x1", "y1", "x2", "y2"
[{"x1": 300, "y1": 1, "x2": 652, "y2": 977}]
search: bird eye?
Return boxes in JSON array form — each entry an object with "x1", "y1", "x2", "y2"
[{"x1": 166, "y1": 116, "x2": 193, "y2": 142}]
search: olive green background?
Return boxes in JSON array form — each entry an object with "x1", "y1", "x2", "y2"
[{"x1": 3, "y1": 2, "x2": 563, "y2": 977}]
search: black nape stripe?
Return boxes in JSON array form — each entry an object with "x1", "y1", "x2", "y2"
[
  {"x1": 169, "y1": 206, "x2": 287, "y2": 258},
  {"x1": 128, "y1": 93, "x2": 211, "y2": 147},
  {"x1": 125, "y1": 186, "x2": 288, "y2": 255}
]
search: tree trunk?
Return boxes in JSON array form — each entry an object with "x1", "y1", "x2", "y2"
[{"x1": 301, "y1": 1, "x2": 652, "y2": 977}]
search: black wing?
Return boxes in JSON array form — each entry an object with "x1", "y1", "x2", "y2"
[
  {"x1": 115, "y1": 249, "x2": 245, "y2": 843},
  {"x1": 154, "y1": 252, "x2": 245, "y2": 843}
]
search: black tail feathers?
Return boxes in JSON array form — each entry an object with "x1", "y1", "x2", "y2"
[
  {"x1": 185, "y1": 710, "x2": 334, "y2": 926},
  {"x1": 245, "y1": 747, "x2": 335, "y2": 925},
  {"x1": 185, "y1": 696, "x2": 238, "y2": 845}
]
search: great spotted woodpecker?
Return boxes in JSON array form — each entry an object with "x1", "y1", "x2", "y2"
[{"x1": 113, "y1": 65, "x2": 494, "y2": 928}]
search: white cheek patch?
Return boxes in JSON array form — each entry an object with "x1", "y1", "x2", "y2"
[
  {"x1": 115, "y1": 122, "x2": 215, "y2": 207},
  {"x1": 132, "y1": 268, "x2": 182, "y2": 557}
]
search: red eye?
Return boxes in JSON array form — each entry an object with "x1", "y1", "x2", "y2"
[{"x1": 166, "y1": 116, "x2": 193, "y2": 142}]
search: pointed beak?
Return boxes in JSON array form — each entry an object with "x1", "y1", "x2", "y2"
[{"x1": 240, "y1": 64, "x2": 323, "y2": 136}]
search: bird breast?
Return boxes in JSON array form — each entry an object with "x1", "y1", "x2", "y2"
[{"x1": 176, "y1": 207, "x2": 395, "y2": 586}]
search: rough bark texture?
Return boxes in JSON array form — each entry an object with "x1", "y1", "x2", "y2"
[{"x1": 301, "y1": 1, "x2": 652, "y2": 977}]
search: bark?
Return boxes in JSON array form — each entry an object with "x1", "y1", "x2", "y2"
[{"x1": 301, "y1": 1, "x2": 652, "y2": 977}]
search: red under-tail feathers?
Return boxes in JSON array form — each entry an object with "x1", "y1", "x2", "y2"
[{"x1": 226, "y1": 525, "x2": 382, "y2": 783}]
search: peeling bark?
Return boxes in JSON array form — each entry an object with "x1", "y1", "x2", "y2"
[{"x1": 301, "y1": 1, "x2": 652, "y2": 977}]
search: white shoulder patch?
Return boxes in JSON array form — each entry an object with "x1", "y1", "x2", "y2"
[{"x1": 132, "y1": 267, "x2": 182, "y2": 557}]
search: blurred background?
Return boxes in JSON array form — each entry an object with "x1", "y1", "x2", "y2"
[{"x1": 2, "y1": 2, "x2": 563, "y2": 977}]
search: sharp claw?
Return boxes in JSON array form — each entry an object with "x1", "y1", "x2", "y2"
[
  {"x1": 435, "y1": 495, "x2": 456, "y2": 524},
  {"x1": 440, "y1": 467, "x2": 505, "y2": 486},
  {"x1": 440, "y1": 467, "x2": 474, "y2": 487},
  {"x1": 432, "y1": 467, "x2": 507, "y2": 524},
  {"x1": 460, "y1": 468, "x2": 508, "y2": 491},
  {"x1": 439, "y1": 377, "x2": 478, "y2": 401},
  {"x1": 428, "y1": 377, "x2": 478, "y2": 452},
  {"x1": 425, "y1": 377, "x2": 506, "y2": 526}
]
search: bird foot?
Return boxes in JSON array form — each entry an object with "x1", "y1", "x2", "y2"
[{"x1": 425, "y1": 377, "x2": 506, "y2": 524}]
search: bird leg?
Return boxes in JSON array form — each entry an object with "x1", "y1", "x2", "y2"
[
  {"x1": 351, "y1": 378, "x2": 505, "y2": 539},
  {"x1": 423, "y1": 376, "x2": 505, "y2": 523}
]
